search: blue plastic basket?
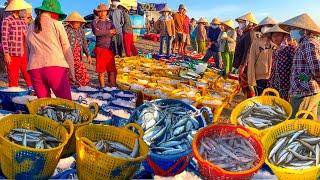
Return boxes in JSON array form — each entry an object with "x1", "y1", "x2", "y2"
[
  {"x1": 12, "y1": 102, "x2": 28, "y2": 113},
  {"x1": 129, "y1": 99, "x2": 213, "y2": 176},
  {"x1": 0, "y1": 88, "x2": 30, "y2": 111},
  {"x1": 101, "y1": 104, "x2": 132, "y2": 127}
]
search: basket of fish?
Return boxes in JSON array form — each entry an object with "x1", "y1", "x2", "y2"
[
  {"x1": 192, "y1": 124, "x2": 265, "y2": 179},
  {"x1": 26, "y1": 98, "x2": 99, "y2": 157},
  {"x1": 0, "y1": 110, "x2": 13, "y2": 120},
  {"x1": 75, "y1": 123, "x2": 149, "y2": 180},
  {"x1": 0, "y1": 87, "x2": 30, "y2": 111},
  {"x1": 0, "y1": 114, "x2": 73, "y2": 179},
  {"x1": 129, "y1": 99, "x2": 213, "y2": 176},
  {"x1": 231, "y1": 88, "x2": 292, "y2": 139},
  {"x1": 262, "y1": 111, "x2": 320, "y2": 180}
]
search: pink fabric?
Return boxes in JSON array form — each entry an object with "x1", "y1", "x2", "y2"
[{"x1": 28, "y1": 66, "x2": 72, "y2": 100}]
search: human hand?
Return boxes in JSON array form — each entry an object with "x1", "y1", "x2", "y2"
[
  {"x1": 87, "y1": 56, "x2": 93, "y2": 65},
  {"x1": 4, "y1": 54, "x2": 11, "y2": 64}
]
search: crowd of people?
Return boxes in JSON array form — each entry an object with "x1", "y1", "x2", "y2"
[
  {"x1": 0, "y1": 0, "x2": 318, "y2": 118},
  {"x1": 152, "y1": 4, "x2": 320, "y2": 118}
]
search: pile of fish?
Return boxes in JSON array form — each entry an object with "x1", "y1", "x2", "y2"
[
  {"x1": 95, "y1": 139, "x2": 139, "y2": 159},
  {"x1": 38, "y1": 105, "x2": 85, "y2": 124},
  {"x1": 237, "y1": 101, "x2": 288, "y2": 130},
  {"x1": 268, "y1": 129, "x2": 320, "y2": 170},
  {"x1": 12, "y1": 95, "x2": 37, "y2": 105},
  {"x1": 77, "y1": 86, "x2": 98, "y2": 92},
  {"x1": 7, "y1": 128, "x2": 61, "y2": 149},
  {"x1": 112, "y1": 99, "x2": 136, "y2": 109},
  {"x1": 179, "y1": 69, "x2": 200, "y2": 80},
  {"x1": 0, "y1": 87, "x2": 28, "y2": 92},
  {"x1": 136, "y1": 101, "x2": 199, "y2": 155},
  {"x1": 198, "y1": 134, "x2": 259, "y2": 172}
]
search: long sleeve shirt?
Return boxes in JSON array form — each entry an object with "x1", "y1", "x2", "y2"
[
  {"x1": 122, "y1": 12, "x2": 133, "y2": 33},
  {"x1": 91, "y1": 18, "x2": 115, "y2": 49},
  {"x1": 109, "y1": 8, "x2": 124, "y2": 34},
  {"x1": 2, "y1": 15, "x2": 27, "y2": 56},
  {"x1": 207, "y1": 26, "x2": 221, "y2": 52},
  {"x1": 0, "y1": 8, "x2": 10, "y2": 47},
  {"x1": 233, "y1": 28, "x2": 256, "y2": 68},
  {"x1": 289, "y1": 36, "x2": 320, "y2": 97},
  {"x1": 26, "y1": 14, "x2": 74, "y2": 77},
  {"x1": 65, "y1": 25, "x2": 90, "y2": 58},
  {"x1": 196, "y1": 24, "x2": 207, "y2": 41}
]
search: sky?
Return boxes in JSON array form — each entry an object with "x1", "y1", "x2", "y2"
[{"x1": 5, "y1": 0, "x2": 320, "y2": 24}]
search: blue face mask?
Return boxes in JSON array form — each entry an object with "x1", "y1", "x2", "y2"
[{"x1": 290, "y1": 29, "x2": 303, "y2": 42}]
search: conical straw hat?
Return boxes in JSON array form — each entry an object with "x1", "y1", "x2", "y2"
[
  {"x1": 255, "y1": 16, "x2": 277, "y2": 29},
  {"x1": 222, "y1": 19, "x2": 235, "y2": 29},
  {"x1": 211, "y1": 18, "x2": 221, "y2": 25},
  {"x1": 6, "y1": 0, "x2": 32, "y2": 11},
  {"x1": 160, "y1": 5, "x2": 171, "y2": 12},
  {"x1": 280, "y1": 13, "x2": 320, "y2": 34},
  {"x1": 197, "y1": 17, "x2": 208, "y2": 24},
  {"x1": 235, "y1": 12, "x2": 258, "y2": 25},
  {"x1": 264, "y1": 24, "x2": 289, "y2": 35},
  {"x1": 65, "y1": 11, "x2": 86, "y2": 23}
]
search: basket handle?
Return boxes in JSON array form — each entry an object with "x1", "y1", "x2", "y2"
[
  {"x1": 124, "y1": 123, "x2": 144, "y2": 139},
  {"x1": 200, "y1": 106, "x2": 213, "y2": 125},
  {"x1": 62, "y1": 120, "x2": 74, "y2": 139},
  {"x1": 295, "y1": 110, "x2": 316, "y2": 120},
  {"x1": 89, "y1": 102, "x2": 99, "y2": 119},
  {"x1": 261, "y1": 88, "x2": 280, "y2": 97},
  {"x1": 79, "y1": 137, "x2": 96, "y2": 149}
]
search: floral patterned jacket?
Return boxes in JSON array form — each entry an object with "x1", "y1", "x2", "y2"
[{"x1": 65, "y1": 24, "x2": 90, "y2": 59}]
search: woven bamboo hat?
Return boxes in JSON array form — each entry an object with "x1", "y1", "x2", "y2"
[
  {"x1": 95, "y1": 3, "x2": 108, "y2": 12},
  {"x1": 5, "y1": 0, "x2": 32, "y2": 11},
  {"x1": 264, "y1": 24, "x2": 289, "y2": 35},
  {"x1": 221, "y1": 19, "x2": 235, "y2": 29},
  {"x1": 280, "y1": 13, "x2": 320, "y2": 34},
  {"x1": 235, "y1": 12, "x2": 258, "y2": 25},
  {"x1": 211, "y1": 18, "x2": 221, "y2": 25},
  {"x1": 160, "y1": 5, "x2": 171, "y2": 12},
  {"x1": 65, "y1": 11, "x2": 86, "y2": 23},
  {"x1": 255, "y1": 16, "x2": 277, "y2": 29},
  {"x1": 197, "y1": 17, "x2": 208, "y2": 24}
]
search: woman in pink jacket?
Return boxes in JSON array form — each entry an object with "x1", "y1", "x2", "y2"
[{"x1": 25, "y1": 0, "x2": 75, "y2": 100}]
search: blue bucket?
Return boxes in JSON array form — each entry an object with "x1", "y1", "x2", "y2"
[
  {"x1": 129, "y1": 99, "x2": 213, "y2": 176},
  {"x1": 0, "y1": 88, "x2": 30, "y2": 111},
  {"x1": 101, "y1": 104, "x2": 132, "y2": 127}
]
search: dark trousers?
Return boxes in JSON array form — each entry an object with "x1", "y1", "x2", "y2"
[
  {"x1": 256, "y1": 79, "x2": 269, "y2": 96},
  {"x1": 202, "y1": 48, "x2": 221, "y2": 69},
  {"x1": 112, "y1": 33, "x2": 124, "y2": 57}
]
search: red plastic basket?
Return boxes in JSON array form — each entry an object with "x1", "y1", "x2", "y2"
[{"x1": 192, "y1": 124, "x2": 266, "y2": 180}]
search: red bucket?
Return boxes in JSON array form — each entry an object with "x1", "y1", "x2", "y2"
[{"x1": 192, "y1": 125, "x2": 266, "y2": 180}]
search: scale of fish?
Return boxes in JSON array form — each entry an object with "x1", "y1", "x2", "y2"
[{"x1": 38, "y1": 105, "x2": 84, "y2": 124}]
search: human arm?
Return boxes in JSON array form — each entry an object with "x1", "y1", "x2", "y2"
[
  {"x1": 305, "y1": 42, "x2": 320, "y2": 84},
  {"x1": 82, "y1": 29, "x2": 92, "y2": 64},
  {"x1": 56, "y1": 22, "x2": 75, "y2": 80},
  {"x1": 1, "y1": 18, "x2": 11, "y2": 64},
  {"x1": 91, "y1": 20, "x2": 116, "y2": 37},
  {"x1": 246, "y1": 42, "x2": 257, "y2": 86}
]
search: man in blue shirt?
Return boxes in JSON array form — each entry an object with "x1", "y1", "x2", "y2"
[{"x1": 202, "y1": 18, "x2": 222, "y2": 69}]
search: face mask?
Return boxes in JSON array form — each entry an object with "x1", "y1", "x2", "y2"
[
  {"x1": 112, "y1": 1, "x2": 120, "y2": 7},
  {"x1": 211, "y1": 25, "x2": 218, "y2": 29},
  {"x1": 238, "y1": 22, "x2": 246, "y2": 30},
  {"x1": 290, "y1": 29, "x2": 303, "y2": 42},
  {"x1": 261, "y1": 26, "x2": 271, "y2": 34}
]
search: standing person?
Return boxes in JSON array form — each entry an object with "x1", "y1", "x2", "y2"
[
  {"x1": 2, "y1": 0, "x2": 32, "y2": 88},
  {"x1": 92, "y1": 4, "x2": 117, "y2": 88},
  {"x1": 109, "y1": 0, "x2": 124, "y2": 57},
  {"x1": 254, "y1": 16, "x2": 277, "y2": 39},
  {"x1": 182, "y1": 10, "x2": 190, "y2": 55},
  {"x1": 145, "y1": 14, "x2": 150, "y2": 34},
  {"x1": 247, "y1": 24, "x2": 279, "y2": 96},
  {"x1": 64, "y1": 11, "x2": 92, "y2": 87},
  {"x1": 195, "y1": 18, "x2": 208, "y2": 54},
  {"x1": 0, "y1": 0, "x2": 12, "y2": 76},
  {"x1": 26, "y1": 0, "x2": 75, "y2": 100},
  {"x1": 150, "y1": 17, "x2": 155, "y2": 32},
  {"x1": 280, "y1": 13, "x2": 320, "y2": 118},
  {"x1": 173, "y1": 4, "x2": 186, "y2": 55},
  {"x1": 219, "y1": 20, "x2": 237, "y2": 74},
  {"x1": 190, "y1": 18, "x2": 197, "y2": 52},
  {"x1": 268, "y1": 25, "x2": 296, "y2": 101},
  {"x1": 202, "y1": 18, "x2": 222, "y2": 69},
  {"x1": 154, "y1": 5, "x2": 175, "y2": 56},
  {"x1": 118, "y1": 4, "x2": 138, "y2": 57},
  {"x1": 233, "y1": 12, "x2": 258, "y2": 98}
]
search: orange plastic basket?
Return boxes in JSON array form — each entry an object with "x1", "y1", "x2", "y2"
[{"x1": 192, "y1": 124, "x2": 266, "y2": 180}]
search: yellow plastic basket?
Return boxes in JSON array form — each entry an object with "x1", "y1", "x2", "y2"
[
  {"x1": 196, "y1": 96, "x2": 228, "y2": 124},
  {"x1": 230, "y1": 88, "x2": 292, "y2": 139},
  {"x1": 262, "y1": 111, "x2": 320, "y2": 180},
  {"x1": 0, "y1": 114, "x2": 73, "y2": 179},
  {"x1": 75, "y1": 123, "x2": 149, "y2": 180},
  {"x1": 26, "y1": 98, "x2": 99, "y2": 157}
]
